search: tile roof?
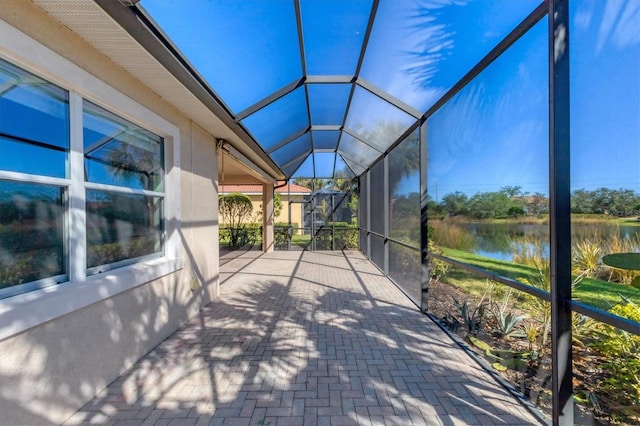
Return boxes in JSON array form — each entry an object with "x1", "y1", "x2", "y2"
[{"x1": 220, "y1": 182, "x2": 311, "y2": 194}]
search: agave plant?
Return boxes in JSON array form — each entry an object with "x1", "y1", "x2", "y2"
[
  {"x1": 452, "y1": 296, "x2": 487, "y2": 336},
  {"x1": 489, "y1": 288, "x2": 527, "y2": 338},
  {"x1": 492, "y1": 309, "x2": 527, "y2": 338}
]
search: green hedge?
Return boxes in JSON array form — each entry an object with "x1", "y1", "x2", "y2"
[
  {"x1": 220, "y1": 224, "x2": 261, "y2": 248},
  {"x1": 275, "y1": 222, "x2": 299, "y2": 229},
  {"x1": 314, "y1": 224, "x2": 358, "y2": 250}
]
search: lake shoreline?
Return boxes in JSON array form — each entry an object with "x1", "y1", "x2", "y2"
[{"x1": 428, "y1": 213, "x2": 640, "y2": 226}]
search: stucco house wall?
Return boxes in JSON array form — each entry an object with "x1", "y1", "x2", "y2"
[
  {"x1": 0, "y1": 2, "x2": 221, "y2": 424},
  {"x1": 220, "y1": 184, "x2": 310, "y2": 228}
]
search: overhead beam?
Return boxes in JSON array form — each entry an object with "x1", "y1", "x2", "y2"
[
  {"x1": 356, "y1": 78, "x2": 422, "y2": 119},
  {"x1": 338, "y1": 0, "x2": 380, "y2": 143},
  {"x1": 266, "y1": 126, "x2": 310, "y2": 154},
  {"x1": 235, "y1": 77, "x2": 304, "y2": 121},
  {"x1": 281, "y1": 151, "x2": 311, "y2": 171},
  {"x1": 337, "y1": 150, "x2": 367, "y2": 169},
  {"x1": 378, "y1": 2, "x2": 547, "y2": 167},
  {"x1": 342, "y1": 127, "x2": 385, "y2": 154},
  {"x1": 311, "y1": 125, "x2": 342, "y2": 131},
  {"x1": 422, "y1": 2, "x2": 547, "y2": 121},
  {"x1": 305, "y1": 75, "x2": 354, "y2": 84}
]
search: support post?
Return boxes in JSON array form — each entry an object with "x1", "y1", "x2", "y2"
[
  {"x1": 365, "y1": 173, "x2": 371, "y2": 257},
  {"x1": 383, "y1": 155, "x2": 389, "y2": 274},
  {"x1": 262, "y1": 183, "x2": 274, "y2": 253},
  {"x1": 420, "y1": 120, "x2": 429, "y2": 313},
  {"x1": 549, "y1": 0, "x2": 573, "y2": 424}
]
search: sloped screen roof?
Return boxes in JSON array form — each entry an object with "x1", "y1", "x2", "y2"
[{"x1": 140, "y1": 0, "x2": 540, "y2": 179}]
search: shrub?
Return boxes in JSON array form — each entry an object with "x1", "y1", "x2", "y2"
[
  {"x1": 334, "y1": 226, "x2": 358, "y2": 249},
  {"x1": 219, "y1": 193, "x2": 254, "y2": 248},
  {"x1": 572, "y1": 240, "x2": 602, "y2": 278},
  {"x1": 310, "y1": 224, "x2": 358, "y2": 250},
  {"x1": 275, "y1": 222, "x2": 298, "y2": 229},
  {"x1": 588, "y1": 301, "x2": 640, "y2": 417},
  {"x1": 274, "y1": 227, "x2": 291, "y2": 250}
]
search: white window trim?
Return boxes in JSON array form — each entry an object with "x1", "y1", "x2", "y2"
[{"x1": 0, "y1": 19, "x2": 182, "y2": 341}]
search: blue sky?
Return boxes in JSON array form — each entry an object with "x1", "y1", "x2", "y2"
[
  {"x1": 139, "y1": 0, "x2": 638, "y2": 199},
  {"x1": 427, "y1": 17, "x2": 549, "y2": 198},
  {"x1": 570, "y1": 0, "x2": 640, "y2": 193},
  {"x1": 5, "y1": 1, "x2": 635, "y2": 200}
]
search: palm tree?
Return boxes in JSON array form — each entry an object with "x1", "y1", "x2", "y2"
[{"x1": 92, "y1": 131, "x2": 162, "y2": 257}]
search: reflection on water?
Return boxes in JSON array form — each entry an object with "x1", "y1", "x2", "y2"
[{"x1": 437, "y1": 222, "x2": 640, "y2": 261}]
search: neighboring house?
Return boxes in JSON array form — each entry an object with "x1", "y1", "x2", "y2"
[{"x1": 220, "y1": 182, "x2": 311, "y2": 228}]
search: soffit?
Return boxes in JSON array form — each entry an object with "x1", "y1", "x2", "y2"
[{"x1": 217, "y1": 151, "x2": 268, "y2": 185}]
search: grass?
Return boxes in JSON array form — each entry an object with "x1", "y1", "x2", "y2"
[
  {"x1": 291, "y1": 234, "x2": 311, "y2": 248},
  {"x1": 439, "y1": 247, "x2": 640, "y2": 311},
  {"x1": 430, "y1": 221, "x2": 475, "y2": 251}
]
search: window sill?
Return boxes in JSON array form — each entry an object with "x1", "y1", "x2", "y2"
[{"x1": 0, "y1": 256, "x2": 183, "y2": 342}]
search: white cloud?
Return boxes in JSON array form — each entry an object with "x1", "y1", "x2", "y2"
[
  {"x1": 573, "y1": 1, "x2": 593, "y2": 31},
  {"x1": 597, "y1": 0, "x2": 640, "y2": 53}
]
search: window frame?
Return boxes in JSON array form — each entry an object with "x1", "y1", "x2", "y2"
[
  {"x1": 0, "y1": 19, "x2": 182, "y2": 341},
  {"x1": 82, "y1": 99, "x2": 167, "y2": 275}
]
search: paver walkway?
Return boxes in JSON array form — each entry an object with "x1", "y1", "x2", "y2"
[{"x1": 66, "y1": 251, "x2": 543, "y2": 426}]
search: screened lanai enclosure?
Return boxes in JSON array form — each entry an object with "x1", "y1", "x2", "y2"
[{"x1": 15, "y1": 0, "x2": 638, "y2": 424}]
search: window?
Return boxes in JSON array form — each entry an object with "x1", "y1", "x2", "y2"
[
  {"x1": 0, "y1": 57, "x2": 69, "y2": 298},
  {"x1": 0, "y1": 57, "x2": 172, "y2": 298},
  {"x1": 83, "y1": 101, "x2": 164, "y2": 272},
  {"x1": 0, "y1": 20, "x2": 181, "y2": 341}
]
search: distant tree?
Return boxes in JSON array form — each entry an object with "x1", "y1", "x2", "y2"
[
  {"x1": 332, "y1": 178, "x2": 359, "y2": 224},
  {"x1": 441, "y1": 191, "x2": 469, "y2": 216},
  {"x1": 426, "y1": 199, "x2": 444, "y2": 217},
  {"x1": 293, "y1": 178, "x2": 313, "y2": 189},
  {"x1": 571, "y1": 189, "x2": 594, "y2": 214},
  {"x1": 274, "y1": 193, "x2": 283, "y2": 218},
  {"x1": 527, "y1": 192, "x2": 548, "y2": 217},
  {"x1": 500, "y1": 185, "x2": 524, "y2": 198},
  {"x1": 507, "y1": 206, "x2": 525, "y2": 217},
  {"x1": 293, "y1": 178, "x2": 328, "y2": 191},
  {"x1": 219, "y1": 193, "x2": 253, "y2": 247},
  {"x1": 467, "y1": 191, "x2": 512, "y2": 219},
  {"x1": 591, "y1": 187, "x2": 614, "y2": 214},
  {"x1": 348, "y1": 194, "x2": 359, "y2": 224},
  {"x1": 571, "y1": 187, "x2": 640, "y2": 216},
  {"x1": 318, "y1": 199, "x2": 330, "y2": 219},
  {"x1": 610, "y1": 188, "x2": 639, "y2": 216}
]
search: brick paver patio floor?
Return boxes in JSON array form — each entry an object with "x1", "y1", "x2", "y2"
[{"x1": 66, "y1": 250, "x2": 543, "y2": 426}]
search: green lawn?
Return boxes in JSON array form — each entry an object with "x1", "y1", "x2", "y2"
[
  {"x1": 292, "y1": 234, "x2": 311, "y2": 245},
  {"x1": 438, "y1": 247, "x2": 639, "y2": 311}
]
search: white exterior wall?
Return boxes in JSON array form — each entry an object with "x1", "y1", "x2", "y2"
[{"x1": 0, "y1": 2, "x2": 220, "y2": 424}]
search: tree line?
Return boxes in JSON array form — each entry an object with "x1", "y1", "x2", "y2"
[{"x1": 423, "y1": 186, "x2": 640, "y2": 220}]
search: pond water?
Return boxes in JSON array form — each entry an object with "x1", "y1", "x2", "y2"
[{"x1": 453, "y1": 222, "x2": 640, "y2": 261}]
